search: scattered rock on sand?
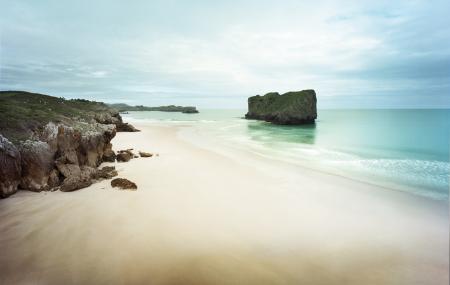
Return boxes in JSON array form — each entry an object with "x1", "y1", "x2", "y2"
[
  {"x1": 139, "y1": 151, "x2": 153, "y2": 157},
  {"x1": 116, "y1": 149, "x2": 134, "y2": 162},
  {"x1": 111, "y1": 178, "x2": 137, "y2": 190},
  {"x1": 102, "y1": 146, "x2": 116, "y2": 162},
  {"x1": 95, "y1": 166, "x2": 118, "y2": 179}
]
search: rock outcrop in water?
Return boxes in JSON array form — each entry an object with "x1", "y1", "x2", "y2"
[
  {"x1": 0, "y1": 91, "x2": 139, "y2": 198},
  {"x1": 245, "y1": 90, "x2": 317, "y2": 125}
]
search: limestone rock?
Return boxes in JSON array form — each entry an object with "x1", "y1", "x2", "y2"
[
  {"x1": 0, "y1": 91, "x2": 134, "y2": 197},
  {"x1": 94, "y1": 166, "x2": 118, "y2": 179},
  {"x1": 19, "y1": 140, "x2": 55, "y2": 191},
  {"x1": 116, "y1": 122, "x2": 140, "y2": 132},
  {"x1": 139, "y1": 151, "x2": 153, "y2": 158},
  {"x1": 111, "y1": 178, "x2": 137, "y2": 190},
  {"x1": 60, "y1": 176, "x2": 92, "y2": 192},
  {"x1": 245, "y1": 90, "x2": 317, "y2": 125},
  {"x1": 117, "y1": 149, "x2": 134, "y2": 162},
  {"x1": 102, "y1": 143, "x2": 116, "y2": 162},
  {"x1": 59, "y1": 166, "x2": 96, "y2": 192},
  {"x1": 0, "y1": 135, "x2": 22, "y2": 198}
]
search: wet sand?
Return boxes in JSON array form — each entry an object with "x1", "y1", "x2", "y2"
[{"x1": 0, "y1": 122, "x2": 448, "y2": 285}]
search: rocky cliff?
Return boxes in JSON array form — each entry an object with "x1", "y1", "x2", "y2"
[
  {"x1": 245, "y1": 90, "x2": 317, "y2": 125},
  {"x1": 0, "y1": 91, "x2": 137, "y2": 198}
]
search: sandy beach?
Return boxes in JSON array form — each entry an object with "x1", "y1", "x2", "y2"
[{"x1": 0, "y1": 121, "x2": 448, "y2": 285}]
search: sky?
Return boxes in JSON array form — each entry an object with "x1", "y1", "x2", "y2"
[{"x1": 0, "y1": 0, "x2": 449, "y2": 109}]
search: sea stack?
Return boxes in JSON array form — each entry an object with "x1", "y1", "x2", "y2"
[{"x1": 245, "y1": 89, "x2": 317, "y2": 125}]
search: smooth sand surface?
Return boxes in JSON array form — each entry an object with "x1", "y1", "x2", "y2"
[{"x1": 0, "y1": 122, "x2": 448, "y2": 285}]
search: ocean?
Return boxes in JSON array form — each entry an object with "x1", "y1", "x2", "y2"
[{"x1": 123, "y1": 109, "x2": 450, "y2": 200}]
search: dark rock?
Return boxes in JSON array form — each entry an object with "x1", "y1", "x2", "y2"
[
  {"x1": 47, "y1": 169, "x2": 61, "y2": 189},
  {"x1": 117, "y1": 152, "x2": 132, "y2": 162},
  {"x1": 60, "y1": 176, "x2": 92, "y2": 192},
  {"x1": 117, "y1": 149, "x2": 134, "y2": 162},
  {"x1": 111, "y1": 178, "x2": 137, "y2": 190},
  {"x1": 0, "y1": 135, "x2": 21, "y2": 198},
  {"x1": 245, "y1": 90, "x2": 317, "y2": 125},
  {"x1": 116, "y1": 122, "x2": 140, "y2": 132},
  {"x1": 56, "y1": 162, "x2": 82, "y2": 178},
  {"x1": 181, "y1": 107, "x2": 199, "y2": 114},
  {"x1": 94, "y1": 166, "x2": 118, "y2": 179},
  {"x1": 139, "y1": 151, "x2": 153, "y2": 157},
  {"x1": 102, "y1": 143, "x2": 116, "y2": 162},
  {"x1": 19, "y1": 140, "x2": 55, "y2": 191},
  {"x1": 59, "y1": 166, "x2": 96, "y2": 192}
]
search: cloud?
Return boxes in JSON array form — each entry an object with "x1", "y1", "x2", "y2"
[{"x1": 0, "y1": 0, "x2": 449, "y2": 108}]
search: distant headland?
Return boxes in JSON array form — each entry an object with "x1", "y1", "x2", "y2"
[{"x1": 109, "y1": 103, "x2": 199, "y2": 114}]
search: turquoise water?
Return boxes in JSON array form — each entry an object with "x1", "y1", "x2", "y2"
[{"x1": 124, "y1": 109, "x2": 450, "y2": 200}]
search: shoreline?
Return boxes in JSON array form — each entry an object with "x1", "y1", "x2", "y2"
[
  {"x1": 129, "y1": 116, "x2": 448, "y2": 202},
  {"x1": 0, "y1": 121, "x2": 448, "y2": 284}
]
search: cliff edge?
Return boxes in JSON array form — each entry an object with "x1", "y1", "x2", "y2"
[{"x1": 0, "y1": 91, "x2": 138, "y2": 198}]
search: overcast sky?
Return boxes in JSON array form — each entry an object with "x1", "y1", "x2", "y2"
[{"x1": 1, "y1": 0, "x2": 449, "y2": 108}]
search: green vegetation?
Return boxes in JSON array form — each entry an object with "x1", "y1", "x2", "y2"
[
  {"x1": 0, "y1": 91, "x2": 117, "y2": 142},
  {"x1": 245, "y1": 90, "x2": 317, "y2": 124},
  {"x1": 109, "y1": 103, "x2": 199, "y2": 113}
]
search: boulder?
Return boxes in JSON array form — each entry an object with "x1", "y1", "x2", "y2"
[
  {"x1": 116, "y1": 149, "x2": 134, "y2": 162},
  {"x1": 102, "y1": 143, "x2": 116, "y2": 162},
  {"x1": 0, "y1": 135, "x2": 22, "y2": 198},
  {"x1": 245, "y1": 90, "x2": 317, "y2": 125},
  {"x1": 56, "y1": 162, "x2": 82, "y2": 178},
  {"x1": 60, "y1": 176, "x2": 92, "y2": 192},
  {"x1": 94, "y1": 166, "x2": 118, "y2": 179},
  {"x1": 111, "y1": 178, "x2": 137, "y2": 190},
  {"x1": 59, "y1": 166, "x2": 96, "y2": 192},
  {"x1": 139, "y1": 151, "x2": 153, "y2": 158},
  {"x1": 19, "y1": 140, "x2": 56, "y2": 191}
]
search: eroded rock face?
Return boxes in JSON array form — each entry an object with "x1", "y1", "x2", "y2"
[
  {"x1": 245, "y1": 90, "x2": 317, "y2": 125},
  {"x1": 0, "y1": 91, "x2": 139, "y2": 198},
  {"x1": 116, "y1": 122, "x2": 140, "y2": 132},
  {"x1": 19, "y1": 140, "x2": 55, "y2": 191},
  {"x1": 0, "y1": 135, "x2": 22, "y2": 198},
  {"x1": 111, "y1": 178, "x2": 137, "y2": 190},
  {"x1": 1, "y1": 122, "x2": 118, "y2": 197},
  {"x1": 102, "y1": 143, "x2": 116, "y2": 162},
  {"x1": 95, "y1": 111, "x2": 139, "y2": 132},
  {"x1": 95, "y1": 166, "x2": 118, "y2": 179}
]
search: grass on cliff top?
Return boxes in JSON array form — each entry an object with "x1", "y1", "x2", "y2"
[
  {"x1": 248, "y1": 90, "x2": 316, "y2": 114},
  {"x1": 0, "y1": 91, "x2": 115, "y2": 142}
]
